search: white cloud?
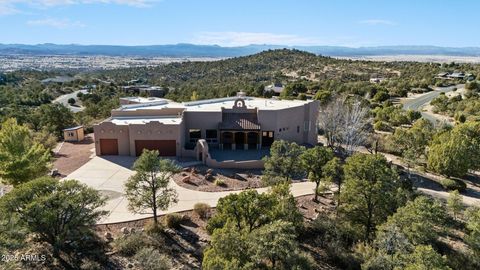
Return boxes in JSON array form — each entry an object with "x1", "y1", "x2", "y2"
[
  {"x1": 0, "y1": 0, "x2": 157, "y2": 15},
  {"x1": 358, "y1": 19, "x2": 396, "y2": 26},
  {"x1": 192, "y1": 32, "x2": 324, "y2": 47},
  {"x1": 27, "y1": 18, "x2": 86, "y2": 29}
]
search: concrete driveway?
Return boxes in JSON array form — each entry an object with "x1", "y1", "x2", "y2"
[{"x1": 66, "y1": 156, "x2": 316, "y2": 224}]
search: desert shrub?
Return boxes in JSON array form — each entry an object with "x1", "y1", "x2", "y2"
[
  {"x1": 374, "y1": 121, "x2": 391, "y2": 132},
  {"x1": 113, "y1": 233, "x2": 150, "y2": 256},
  {"x1": 214, "y1": 179, "x2": 226, "y2": 187},
  {"x1": 80, "y1": 260, "x2": 103, "y2": 270},
  {"x1": 193, "y1": 202, "x2": 211, "y2": 219},
  {"x1": 144, "y1": 219, "x2": 164, "y2": 234},
  {"x1": 164, "y1": 213, "x2": 184, "y2": 228},
  {"x1": 440, "y1": 178, "x2": 467, "y2": 192},
  {"x1": 134, "y1": 247, "x2": 172, "y2": 270}
]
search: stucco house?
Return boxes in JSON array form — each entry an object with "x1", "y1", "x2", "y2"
[{"x1": 93, "y1": 93, "x2": 319, "y2": 166}]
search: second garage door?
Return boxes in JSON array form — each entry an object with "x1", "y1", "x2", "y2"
[{"x1": 135, "y1": 140, "x2": 176, "y2": 156}]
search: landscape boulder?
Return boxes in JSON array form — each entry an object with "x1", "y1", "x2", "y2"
[
  {"x1": 120, "y1": 227, "x2": 130, "y2": 235},
  {"x1": 104, "y1": 232, "x2": 113, "y2": 241}
]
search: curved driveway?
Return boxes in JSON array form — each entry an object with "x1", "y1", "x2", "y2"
[
  {"x1": 66, "y1": 156, "x2": 316, "y2": 224},
  {"x1": 53, "y1": 89, "x2": 88, "y2": 113}
]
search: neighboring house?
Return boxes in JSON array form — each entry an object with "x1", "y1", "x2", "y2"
[
  {"x1": 264, "y1": 82, "x2": 284, "y2": 95},
  {"x1": 436, "y1": 72, "x2": 475, "y2": 81},
  {"x1": 448, "y1": 72, "x2": 465, "y2": 79},
  {"x1": 119, "y1": 97, "x2": 167, "y2": 105},
  {"x1": 93, "y1": 92, "x2": 319, "y2": 160},
  {"x1": 369, "y1": 77, "x2": 386, "y2": 83},
  {"x1": 63, "y1": 126, "x2": 85, "y2": 142},
  {"x1": 436, "y1": 72, "x2": 449, "y2": 78},
  {"x1": 465, "y1": 73, "x2": 476, "y2": 81},
  {"x1": 122, "y1": 85, "x2": 166, "y2": 97}
]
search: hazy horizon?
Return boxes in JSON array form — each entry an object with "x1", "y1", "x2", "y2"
[{"x1": 2, "y1": 0, "x2": 480, "y2": 47}]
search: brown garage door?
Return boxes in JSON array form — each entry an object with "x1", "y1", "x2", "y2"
[
  {"x1": 100, "y1": 139, "x2": 118, "y2": 155},
  {"x1": 135, "y1": 140, "x2": 176, "y2": 156}
]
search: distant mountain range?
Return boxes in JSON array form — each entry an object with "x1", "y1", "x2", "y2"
[{"x1": 1, "y1": 43, "x2": 480, "y2": 57}]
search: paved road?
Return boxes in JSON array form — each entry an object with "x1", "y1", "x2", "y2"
[
  {"x1": 402, "y1": 84, "x2": 462, "y2": 124},
  {"x1": 53, "y1": 89, "x2": 88, "y2": 113}
]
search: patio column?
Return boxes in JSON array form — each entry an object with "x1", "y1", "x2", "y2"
[
  {"x1": 219, "y1": 131, "x2": 223, "y2": 150},
  {"x1": 257, "y1": 132, "x2": 261, "y2": 150},
  {"x1": 244, "y1": 131, "x2": 248, "y2": 150}
]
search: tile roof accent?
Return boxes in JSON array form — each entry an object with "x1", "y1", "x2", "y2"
[{"x1": 219, "y1": 112, "x2": 260, "y2": 130}]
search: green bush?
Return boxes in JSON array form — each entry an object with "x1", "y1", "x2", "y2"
[
  {"x1": 164, "y1": 213, "x2": 184, "y2": 228},
  {"x1": 193, "y1": 202, "x2": 211, "y2": 219},
  {"x1": 440, "y1": 178, "x2": 467, "y2": 192},
  {"x1": 113, "y1": 233, "x2": 149, "y2": 256},
  {"x1": 134, "y1": 247, "x2": 172, "y2": 270},
  {"x1": 214, "y1": 179, "x2": 226, "y2": 187},
  {"x1": 374, "y1": 121, "x2": 391, "y2": 132}
]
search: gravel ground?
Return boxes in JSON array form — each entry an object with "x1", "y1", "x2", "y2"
[{"x1": 53, "y1": 134, "x2": 95, "y2": 177}]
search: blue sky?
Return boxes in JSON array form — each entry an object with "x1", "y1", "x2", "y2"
[{"x1": 1, "y1": 0, "x2": 479, "y2": 47}]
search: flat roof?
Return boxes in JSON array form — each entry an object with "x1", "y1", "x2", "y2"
[
  {"x1": 110, "y1": 116, "x2": 182, "y2": 125},
  {"x1": 120, "y1": 96, "x2": 167, "y2": 103},
  {"x1": 63, "y1": 125, "x2": 83, "y2": 131},
  {"x1": 117, "y1": 96, "x2": 314, "y2": 112}
]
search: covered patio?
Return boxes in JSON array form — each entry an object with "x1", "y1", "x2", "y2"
[{"x1": 219, "y1": 110, "x2": 262, "y2": 150}]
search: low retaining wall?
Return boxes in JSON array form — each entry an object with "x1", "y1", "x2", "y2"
[{"x1": 205, "y1": 155, "x2": 264, "y2": 169}]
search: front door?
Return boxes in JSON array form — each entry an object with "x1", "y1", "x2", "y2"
[{"x1": 261, "y1": 131, "x2": 274, "y2": 147}]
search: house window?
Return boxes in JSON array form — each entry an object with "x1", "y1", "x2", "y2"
[
  {"x1": 68, "y1": 132, "x2": 74, "y2": 137},
  {"x1": 206, "y1": 129, "x2": 218, "y2": 143},
  {"x1": 189, "y1": 129, "x2": 201, "y2": 143},
  {"x1": 297, "y1": 126, "x2": 300, "y2": 133}
]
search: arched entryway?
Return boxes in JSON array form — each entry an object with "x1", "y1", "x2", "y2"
[
  {"x1": 247, "y1": 132, "x2": 258, "y2": 150},
  {"x1": 234, "y1": 132, "x2": 246, "y2": 150}
]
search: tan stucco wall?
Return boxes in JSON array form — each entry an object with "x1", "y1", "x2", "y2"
[
  {"x1": 257, "y1": 100, "x2": 319, "y2": 145},
  {"x1": 205, "y1": 155, "x2": 264, "y2": 169},
  {"x1": 183, "y1": 111, "x2": 222, "y2": 141},
  {"x1": 94, "y1": 122, "x2": 131, "y2": 155}
]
